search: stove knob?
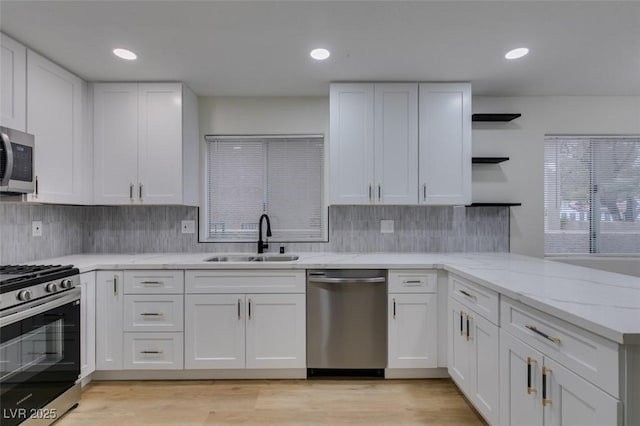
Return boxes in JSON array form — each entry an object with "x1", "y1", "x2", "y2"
[
  {"x1": 46, "y1": 283, "x2": 58, "y2": 293},
  {"x1": 17, "y1": 290, "x2": 32, "y2": 301},
  {"x1": 60, "y1": 279, "x2": 73, "y2": 289}
]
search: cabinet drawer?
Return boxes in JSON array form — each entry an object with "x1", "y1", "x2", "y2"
[
  {"x1": 124, "y1": 270, "x2": 184, "y2": 294},
  {"x1": 501, "y1": 297, "x2": 620, "y2": 398},
  {"x1": 123, "y1": 332, "x2": 183, "y2": 370},
  {"x1": 449, "y1": 274, "x2": 499, "y2": 325},
  {"x1": 124, "y1": 295, "x2": 184, "y2": 332},
  {"x1": 185, "y1": 270, "x2": 305, "y2": 294},
  {"x1": 388, "y1": 270, "x2": 437, "y2": 293}
]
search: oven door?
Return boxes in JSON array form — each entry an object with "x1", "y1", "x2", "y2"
[{"x1": 1, "y1": 289, "x2": 80, "y2": 426}]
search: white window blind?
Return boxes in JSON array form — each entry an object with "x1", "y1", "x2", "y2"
[
  {"x1": 206, "y1": 135, "x2": 324, "y2": 241},
  {"x1": 544, "y1": 136, "x2": 640, "y2": 254}
]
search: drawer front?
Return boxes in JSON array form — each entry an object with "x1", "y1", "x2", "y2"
[
  {"x1": 449, "y1": 274, "x2": 499, "y2": 325},
  {"x1": 124, "y1": 295, "x2": 184, "y2": 332},
  {"x1": 185, "y1": 270, "x2": 305, "y2": 294},
  {"x1": 388, "y1": 270, "x2": 437, "y2": 293},
  {"x1": 501, "y1": 297, "x2": 619, "y2": 398},
  {"x1": 124, "y1": 270, "x2": 184, "y2": 294},
  {"x1": 123, "y1": 332, "x2": 183, "y2": 370}
]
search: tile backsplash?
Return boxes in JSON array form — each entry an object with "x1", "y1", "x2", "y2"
[{"x1": 0, "y1": 204, "x2": 509, "y2": 264}]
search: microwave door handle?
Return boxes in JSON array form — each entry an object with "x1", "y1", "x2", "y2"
[{"x1": 1, "y1": 132, "x2": 13, "y2": 186}]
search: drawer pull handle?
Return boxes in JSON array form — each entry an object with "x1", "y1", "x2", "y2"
[
  {"x1": 238, "y1": 298, "x2": 241, "y2": 320},
  {"x1": 525, "y1": 325, "x2": 561, "y2": 344},
  {"x1": 248, "y1": 298, "x2": 252, "y2": 320},
  {"x1": 113, "y1": 275, "x2": 118, "y2": 296},
  {"x1": 140, "y1": 312, "x2": 163, "y2": 316},
  {"x1": 140, "y1": 281, "x2": 163, "y2": 285},
  {"x1": 403, "y1": 280, "x2": 422, "y2": 285},
  {"x1": 527, "y1": 357, "x2": 537, "y2": 394},
  {"x1": 140, "y1": 350, "x2": 163, "y2": 355},
  {"x1": 459, "y1": 289, "x2": 476, "y2": 300},
  {"x1": 466, "y1": 315, "x2": 472, "y2": 341},
  {"x1": 460, "y1": 311, "x2": 464, "y2": 336},
  {"x1": 393, "y1": 298, "x2": 396, "y2": 319},
  {"x1": 542, "y1": 367, "x2": 552, "y2": 406}
]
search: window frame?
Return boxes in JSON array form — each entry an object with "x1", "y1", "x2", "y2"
[
  {"x1": 200, "y1": 134, "x2": 328, "y2": 243},
  {"x1": 544, "y1": 134, "x2": 640, "y2": 256}
]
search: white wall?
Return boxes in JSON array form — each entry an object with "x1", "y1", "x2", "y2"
[{"x1": 472, "y1": 96, "x2": 640, "y2": 259}]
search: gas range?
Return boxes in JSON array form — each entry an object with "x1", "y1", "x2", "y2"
[{"x1": 0, "y1": 264, "x2": 80, "y2": 312}]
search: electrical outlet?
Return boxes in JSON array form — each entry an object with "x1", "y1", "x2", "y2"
[
  {"x1": 32, "y1": 221, "x2": 43, "y2": 237},
  {"x1": 380, "y1": 219, "x2": 394, "y2": 234},
  {"x1": 181, "y1": 220, "x2": 196, "y2": 234}
]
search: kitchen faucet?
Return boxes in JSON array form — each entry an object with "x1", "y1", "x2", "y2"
[{"x1": 257, "y1": 214, "x2": 272, "y2": 254}]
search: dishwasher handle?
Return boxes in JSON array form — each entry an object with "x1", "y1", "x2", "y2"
[{"x1": 308, "y1": 277, "x2": 386, "y2": 284}]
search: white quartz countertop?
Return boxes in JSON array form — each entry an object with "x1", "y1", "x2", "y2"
[{"x1": 34, "y1": 252, "x2": 640, "y2": 345}]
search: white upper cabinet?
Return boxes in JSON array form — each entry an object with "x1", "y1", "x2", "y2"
[
  {"x1": 330, "y1": 82, "x2": 470, "y2": 205},
  {"x1": 93, "y1": 82, "x2": 198, "y2": 205},
  {"x1": 26, "y1": 50, "x2": 88, "y2": 204},
  {"x1": 374, "y1": 84, "x2": 418, "y2": 204},
  {"x1": 329, "y1": 83, "x2": 374, "y2": 204},
  {"x1": 418, "y1": 83, "x2": 471, "y2": 205},
  {"x1": 0, "y1": 34, "x2": 26, "y2": 131},
  {"x1": 93, "y1": 83, "x2": 138, "y2": 204}
]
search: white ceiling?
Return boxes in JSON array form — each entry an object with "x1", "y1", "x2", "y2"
[{"x1": 1, "y1": 1, "x2": 639, "y2": 97}]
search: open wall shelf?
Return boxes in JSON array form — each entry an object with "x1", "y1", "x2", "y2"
[
  {"x1": 466, "y1": 203, "x2": 521, "y2": 207},
  {"x1": 472, "y1": 113, "x2": 521, "y2": 122},
  {"x1": 472, "y1": 157, "x2": 509, "y2": 164}
]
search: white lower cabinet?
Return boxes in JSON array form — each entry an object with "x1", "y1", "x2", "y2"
[
  {"x1": 448, "y1": 297, "x2": 500, "y2": 425},
  {"x1": 185, "y1": 293, "x2": 306, "y2": 369},
  {"x1": 500, "y1": 329, "x2": 620, "y2": 426},
  {"x1": 387, "y1": 293, "x2": 437, "y2": 368},
  {"x1": 79, "y1": 272, "x2": 96, "y2": 380},
  {"x1": 123, "y1": 332, "x2": 183, "y2": 370},
  {"x1": 95, "y1": 271, "x2": 124, "y2": 370}
]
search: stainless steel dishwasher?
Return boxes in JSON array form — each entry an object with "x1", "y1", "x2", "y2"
[{"x1": 306, "y1": 269, "x2": 387, "y2": 376}]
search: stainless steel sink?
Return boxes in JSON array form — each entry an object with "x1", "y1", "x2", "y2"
[{"x1": 205, "y1": 254, "x2": 299, "y2": 262}]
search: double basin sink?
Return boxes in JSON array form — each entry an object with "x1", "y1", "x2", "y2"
[{"x1": 205, "y1": 254, "x2": 299, "y2": 262}]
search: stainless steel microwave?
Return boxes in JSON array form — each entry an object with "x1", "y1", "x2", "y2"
[{"x1": 0, "y1": 126, "x2": 35, "y2": 195}]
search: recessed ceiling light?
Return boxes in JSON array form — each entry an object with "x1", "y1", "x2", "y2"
[
  {"x1": 310, "y1": 48, "x2": 330, "y2": 61},
  {"x1": 113, "y1": 48, "x2": 137, "y2": 60},
  {"x1": 505, "y1": 47, "x2": 529, "y2": 60}
]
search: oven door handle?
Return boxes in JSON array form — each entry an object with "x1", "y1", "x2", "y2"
[
  {"x1": 1, "y1": 131, "x2": 13, "y2": 186},
  {"x1": 0, "y1": 288, "x2": 80, "y2": 327}
]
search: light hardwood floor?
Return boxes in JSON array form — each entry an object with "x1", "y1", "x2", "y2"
[{"x1": 56, "y1": 379, "x2": 486, "y2": 425}]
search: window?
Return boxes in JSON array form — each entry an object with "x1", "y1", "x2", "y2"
[
  {"x1": 205, "y1": 135, "x2": 324, "y2": 242},
  {"x1": 544, "y1": 136, "x2": 640, "y2": 254}
]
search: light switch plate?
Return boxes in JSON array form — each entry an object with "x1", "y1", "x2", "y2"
[
  {"x1": 380, "y1": 219, "x2": 394, "y2": 234},
  {"x1": 32, "y1": 221, "x2": 43, "y2": 237},
  {"x1": 181, "y1": 220, "x2": 196, "y2": 234}
]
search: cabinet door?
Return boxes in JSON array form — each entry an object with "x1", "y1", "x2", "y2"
[
  {"x1": 93, "y1": 83, "x2": 138, "y2": 204},
  {"x1": 95, "y1": 271, "x2": 124, "y2": 370},
  {"x1": 448, "y1": 298, "x2": 471, "y2": 389},
  {"x1": 137, "y1": 83, "x2": 183, "y2": 204},
  {"x1": 245, "y1": 293, "x2": 306, "y2": 369},
  {"x1": 544, "y1": 356, "x2": 620, "y2": 426},
  {"x1": 388, "y1": 293, "x2": 437, "y2": 368},
  {"x1": 374, "y1": 83, "x2": 418, "y2": 204},
  {"x1": 184, "y1": 294, "x2": 245, "y2": 369},
  {"x1": 468, "y1": 311, "x2": 500, "y2": 426},
  {"x1": 79, "y1": 272, "x2": 96, "y2": 379},
  {"x1": 329, "y1": 83, "x2": 375, "y2": 204},
  {"x1": 26, "y1": 50, "x2": 85, "y2": 204},
  {"x1": 418, "y1": 83, "x2": 471, "y2": 205},
  {"x1": 0, "y1": 34, "x2": 26, "y2": 131},
  {"x1": 499, "y1": 329, "x2": 544, "y2": 426}
]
